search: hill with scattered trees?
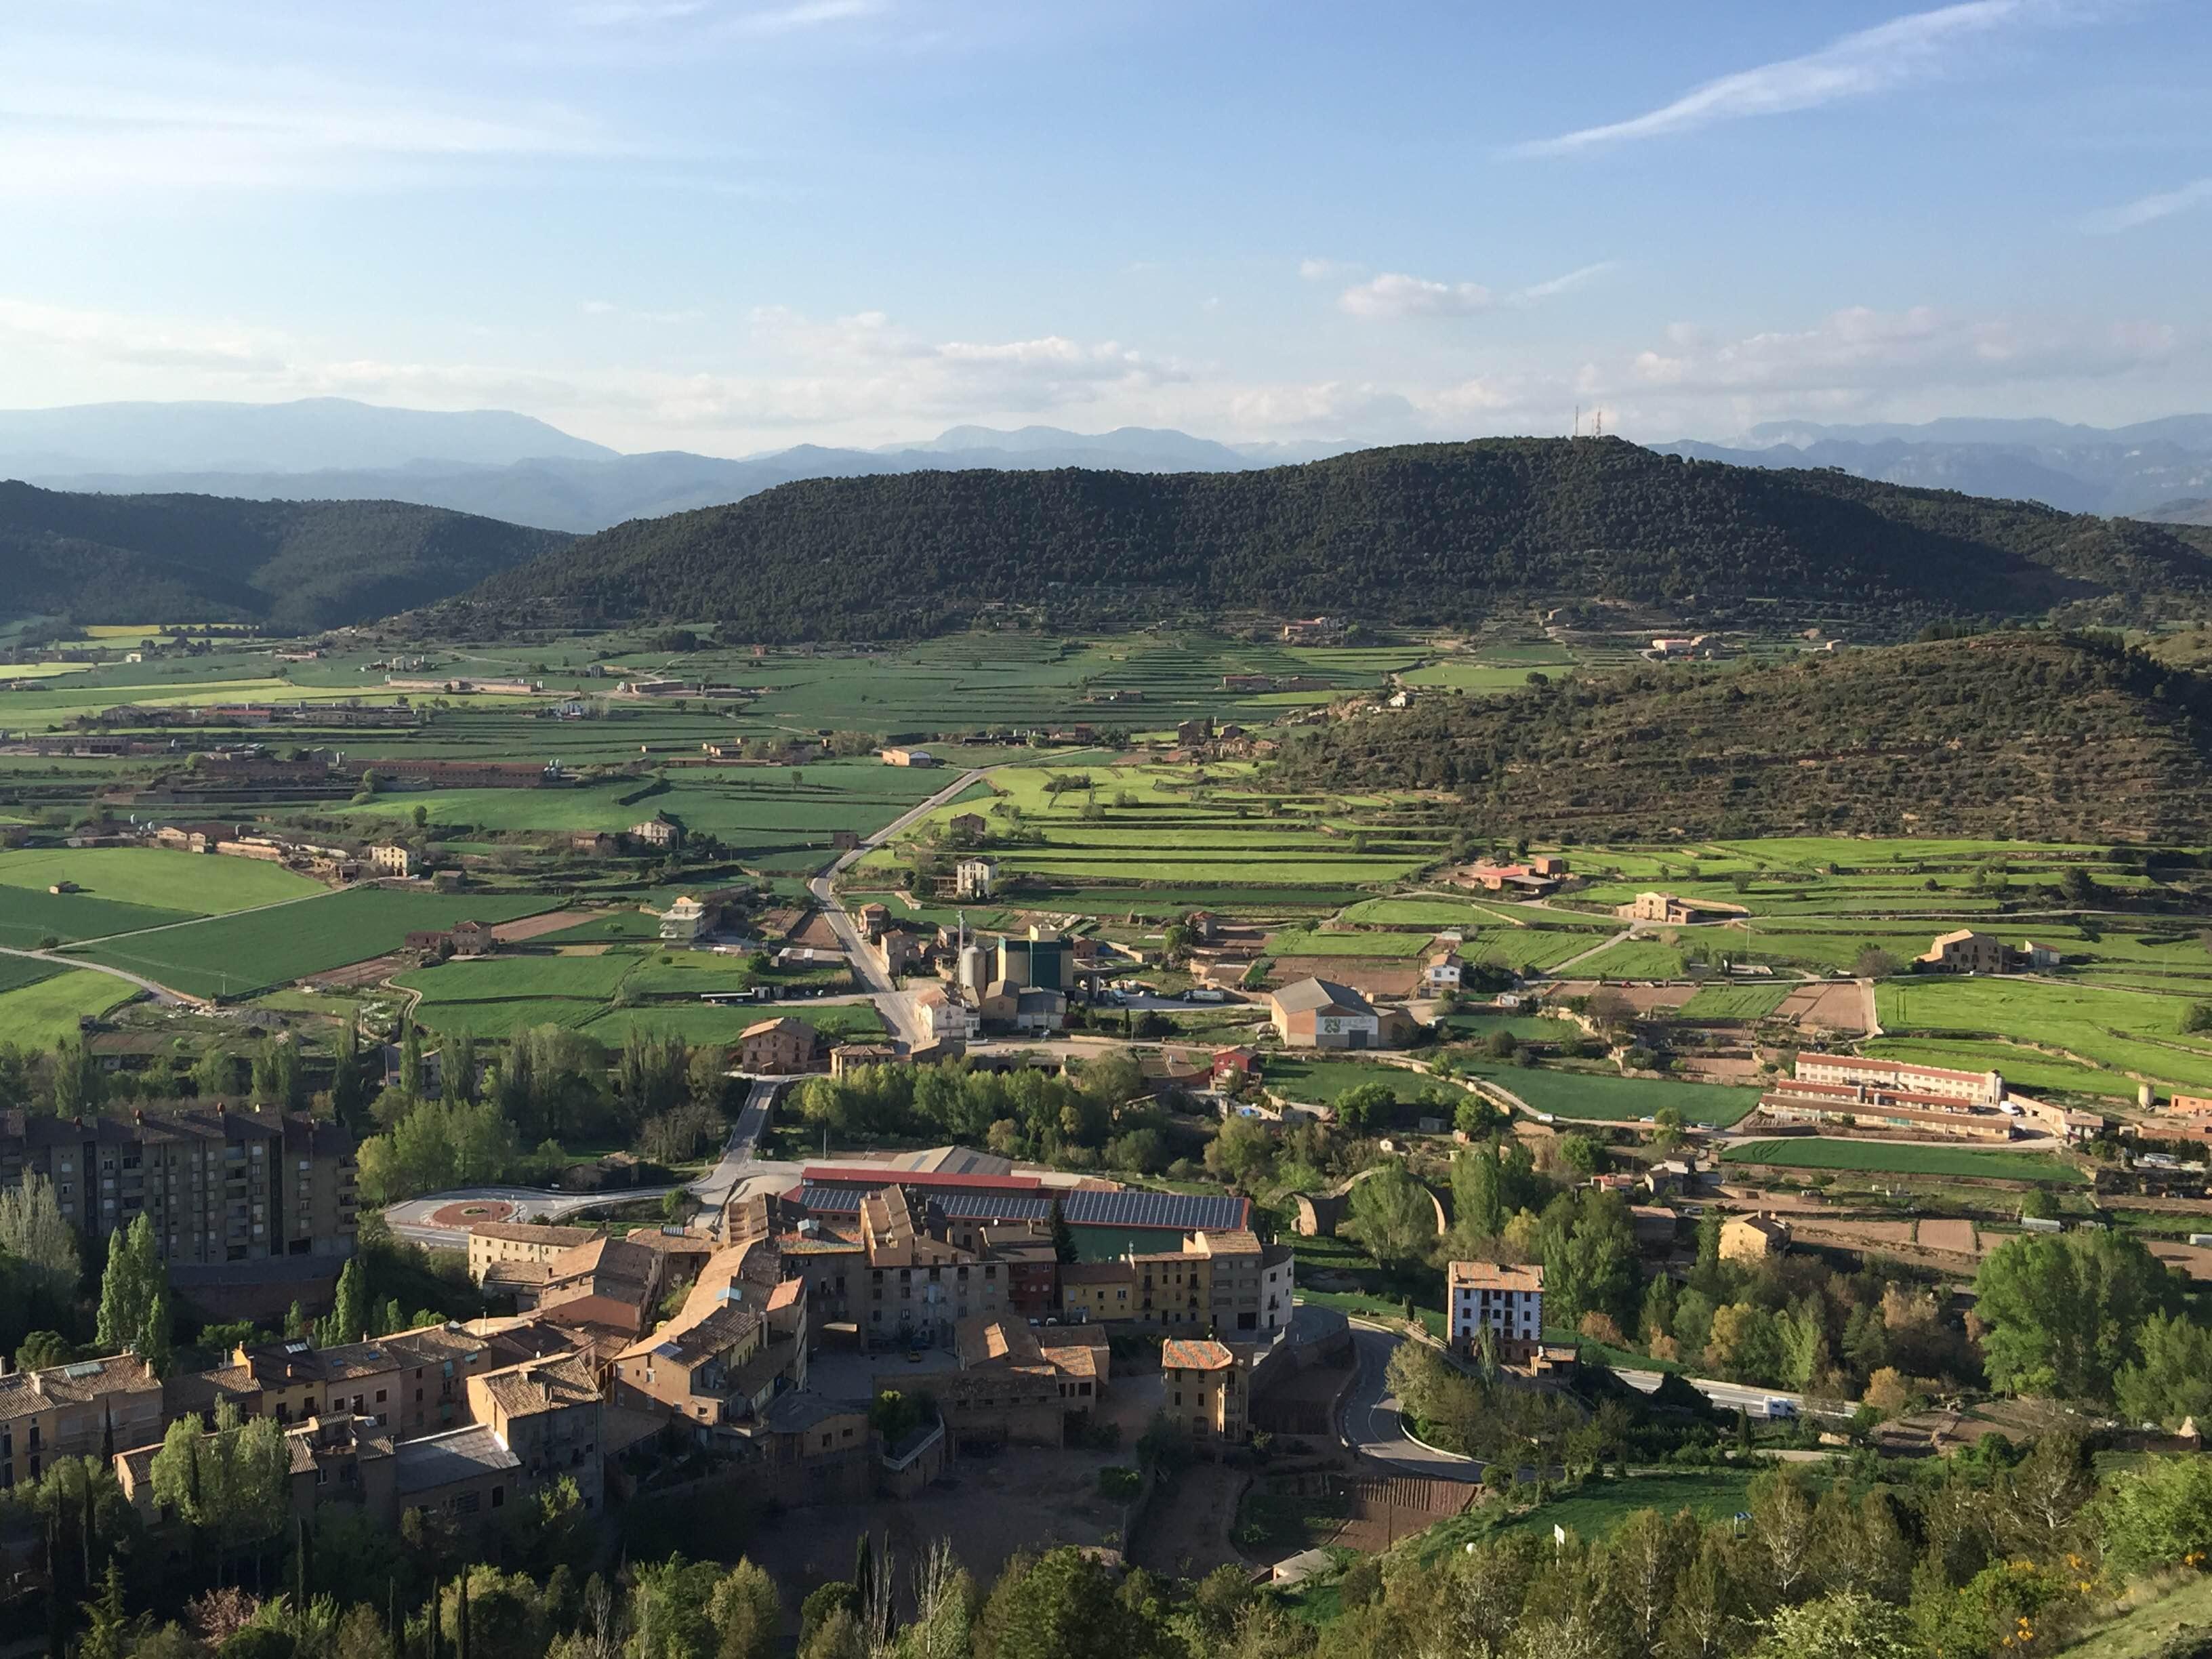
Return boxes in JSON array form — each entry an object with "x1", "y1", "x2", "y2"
[
  {"x1": 1279, "y1": 630, "x2": 2212, "y2": 842},
  {"x1": 457, "y1": 438, "x2": 2212, "y2": 639},
  {"x1": 0, "y1": 481, "x2": 570, "y2": 630}
]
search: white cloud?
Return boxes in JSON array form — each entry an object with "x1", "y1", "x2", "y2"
[
  {"x1": 1336, "y1": 262, "x2": 1616, "y2": 320},
  {"x1": 1515, "y1": 0, "x2": 2097, "y2": 157},
  {"x1": 2081, "y1": 177, "x2": 2212, "y2": 234},
  {"x1": 1338, "y1": 273, "x2": 1495, "y2": 319},
  {"x1": 1620, "y1": 304, "x2": 2180, "y2": 405}
]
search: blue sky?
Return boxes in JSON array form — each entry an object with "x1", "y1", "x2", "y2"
[{"x1": 1, "y1": 0, "x2": 2207, "y2": 455}]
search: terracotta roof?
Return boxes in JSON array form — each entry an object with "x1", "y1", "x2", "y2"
[
  {"x1": 1448, "y1": 1261, "x2": 1544, "y2": 1294},
  {"x1": 1161, "y1": 1338, "x2": 1236, "y2": 1372},
  {"x1": 0, "y1": 1353, "x2": 158, "y2": 1419},
  {"x1": 470, "y1": 1221, "x2": 599, "y2": 1248}
]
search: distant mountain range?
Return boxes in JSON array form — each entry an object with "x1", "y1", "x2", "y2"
[
  {"x1": 0, "y1": 399, "x2": 1357, "y2": 533},
  {"x1": 1654, "y1": 414, "x2": 2212, "y2": 520}
]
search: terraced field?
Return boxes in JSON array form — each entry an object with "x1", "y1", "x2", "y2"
[
  {"x1": 1464, "y1": 1063, "x2": 1762, "y2": 1126},
  {"x1": 1723, "y1": 1136, "x2": 2088, "y2": 1185},
  {"x1": 1877, "y1": 977, "x2": 2212, "y2": 1093}
]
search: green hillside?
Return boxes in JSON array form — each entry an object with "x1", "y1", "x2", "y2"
[
  {"x1": 458, "y1": 437, "x2": 2212, "y2": 638},
  {"x1": 1279, "y1": 630, "x2": 2212, "y2": 842},
  {"x1": 0, "y1": 481, "x2": 569, "y2": 629}
]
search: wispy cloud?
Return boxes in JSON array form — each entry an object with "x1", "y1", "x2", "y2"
[
  {"x1": 568, "y1": 1, "x2": 709, "y2": 24},
  {"x1": 2081, "y1": 177, "x2": 2212, "y2": 234},
  {"x1": 1298, "y1": 258, "x2": 1357, "y2": 281},
  {"x1": 1515, "y1": 261, "x2": 1620, "y2": 302},
  {"x1": 1513, "y1": 0, "x2": 2096, "y2": 157}
]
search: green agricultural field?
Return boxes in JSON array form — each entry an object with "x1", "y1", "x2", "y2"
[
  {"x1": 579, "y1": 1001, "x2": 885, "y2": 1046},
  {"x1": 1679, "y1": 983, "x2": 1794, "y2": 1020},
  {"x1": 1432, "y1": 1011, "x2": 1572, "y2": 1042},
  {"x1": 1877, "y1": 977, "x2": 2212, "y2": 1092},
  {"x1": 1262, "y1": 1057, "x2": 1463, "y2": 1107},
  {"x1": 0, "y1": 847, "x2": 324, "y2": 912},
  {"x1": 73, "y1": 888, "x2": 556, "y2": 999},
  {"x1": 532, "y1": 911, "x2": 668, "y2": 943},
  {"x1": 0, "y1": 956, "x2": 61, "y2": 995},
  {"x1": 1462, "y1": 1063, "x2": 1762, "y2": 1127},
  {"x1": 1339, "y1": 898, "x2": 1491, "y2": 926},
  {"x1": 1721, "y1": 1137, "x2": 2087, "y2": 1184},
  {"x1": 1573, "y1": 939, "x2": 1686, "y2": 979},
  {"x1": 0, "y1": 886, "x2": 198, "y2": 950},
  {"x1": 0, "y1": 970, "x2": 141, "y2": 1046},
  {"x1": 396, "y1": 952, "x2": 641, "y2": 1004},
  {"x1": 616, "y1": 952, "x2": 765, "y2": 997},
  {"x1": 1461, "y1": 928, "x2": 1611, "y2": 972}
]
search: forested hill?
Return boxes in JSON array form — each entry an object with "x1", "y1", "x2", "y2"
[
  {"x1": 1278, "y1": 631, "x2": 2212, "y2": 843},
  {"x1": 459, "y1": 438, "x2": 2212, "y2": 639},
  {"x1": 0, "y1": 482, "x2": 570, "y2": 631}
]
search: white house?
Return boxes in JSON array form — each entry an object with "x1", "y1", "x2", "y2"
[
  {"x1": 367, "y1": 844, "x2": 413, "y2": 877},
  {"x1": 1448, "y1": 1261, "x2": 1544, "y2": 1364},
  {"x1": 955, "y1": 857, "x2": 998, "y2": 900},
  {"x1": 1422, "y1": 946, "x2": 1462, "y2": 991},
  {"x1": 660, "y1": 895, "x2": 708, "y2": 943}
]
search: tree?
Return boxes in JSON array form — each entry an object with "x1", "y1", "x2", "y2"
[
  {"x1": 96, "y1": 1212, "x2": 167, "y2": 1364},
  {"x1": 327, "y1": 1258, "x2": 369, "y2": 1346},
  {"x1": 1538, "y1": 1189, "x2": 1638, "y2": 1332},
  {"x1": 0, "y1": 1170, "x2": 79, "y2": 1305},
  {"x1": 1345, "y1": 1164, "x2": 1434, "y2": 1269},
  {"x1": 1452, "y1": 1143, "x2": 1506, "y2": 1238},
  {"x1": 1752, "y1": 1591, "x2": 1917, "y2": 1659},
  {"x1": 975, "y1": 1547, "x2": 1155, "y2": 1659},
  {"x1": 1048, "y1": 1199, "x2": 1076, "y2": 1266},
  {"x1": 399, "y1": 1027, "x2": 424, "y2": 1104},
  {"x1": 2098, "y1": 1453, "x2": 2212, "y2": 1574},
  {"x1": 2114, "y1": 1312, "x2": 2212, "y2": 1428},
  {"x1": 707, "y1": 1558, "x2": 781, "y2": 1659},
  {"x1": 1973, "y1": 1230, "x2": 2181, "y2": 1401},
  {"x1": 1332, "y1": 1081, "x2": 1395, "y2": 1135}
]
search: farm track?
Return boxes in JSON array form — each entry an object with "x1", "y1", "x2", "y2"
[{"x1": 0, "y1": 943, "x2": 197, "y2": 1006}]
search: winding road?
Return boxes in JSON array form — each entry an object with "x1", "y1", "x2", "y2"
[
  {"x1": 0, "y1": 943, "x2": 202, "y2": 1007},
  {"x1": 385, "y1": 1076, "x2": 800, "y2": 1248}
]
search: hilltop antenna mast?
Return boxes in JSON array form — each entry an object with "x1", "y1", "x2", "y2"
[
  {"x1": 1572, "y1": 405, "x2": 1580, "y2": 438},
  {"x1": 1593, "y1": 409, "x2": 1603, "y2": 438}
]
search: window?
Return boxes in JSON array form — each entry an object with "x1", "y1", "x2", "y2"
[
  {"x1": 491, "y1": 1487, "x2": 505, "y2": 1509},
  {"x1": 451, "y1": 1492, "x2": 480, "y2": 1515}
]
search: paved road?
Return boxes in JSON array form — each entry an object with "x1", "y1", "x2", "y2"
[
  {"x1": 806, "y1": 764, "x2": 995, "y2": 1049},
  {"x1": 1337, "y1": 1324, "x2": 1487, "y2": 1481},
  {"x1": 0, "y1": 943, "x2": 200, "y2": 1007},
  {"x1": 1616, "y1": 1367, "x2": 1854, "y2": 1420},
  {"x1": 387, "y1": 1076, "x2": 801, "y2": 1248}
]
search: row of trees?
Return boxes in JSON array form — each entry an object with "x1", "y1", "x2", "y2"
[
  {"x1": 30, "y1": 1447, "x2": 2212, "y2": 1658},
  {"x1": 791, "y1": 1054, "x2": 1183, "y2": 1175}
]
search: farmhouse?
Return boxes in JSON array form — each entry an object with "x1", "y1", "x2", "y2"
[
  {"x1": 954, "y1": 857, "x2": 998, "y2": 899},
  {"x1": 1267, "y1": 977, "x2": 1384, "y2": 1049},
  {"x1": 1721, "y1": 1214, "x2": 1790, "y2": 1263},
  {"x1": 629, "y1": 816, "x2": 684, "y2": 850},
  {"x1": 1422, "y1": 946, "x2": 1462, "y2": 991},
  {"x1": 739, "y1": 1017, "x2": 821, "y2": 1075},
  {"x1": 1449, "y1": 860, "x2": 1561, "y2": 897},
  {"x1": 1616, "y1": 891, "x2": 1742, "y2": 924},
  {"x1": 367, "y1": 844, "x2": 413, "y2": 877},
  {"x1": 1917, "y1": 929, "x2": 2013, "y2": 974},
  {"x1": 879, "y1": 747, "x2": 939, "y2": 768}
]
